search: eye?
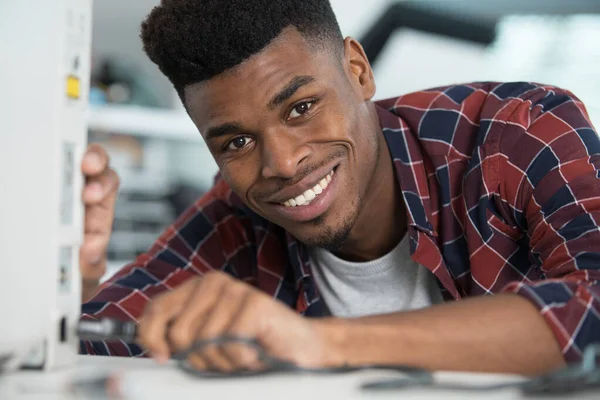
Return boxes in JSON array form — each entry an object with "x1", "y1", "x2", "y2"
[
  {"x1": 288, "y1": 101, "x2": 314, "y2": 120},
  {"x1": 226, "y1": 135, "x2": 253, "y2": 151}
]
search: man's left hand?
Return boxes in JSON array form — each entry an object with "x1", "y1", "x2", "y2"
[{"x1": 137, "y1": 271, "x2": 343, "y2": 371}]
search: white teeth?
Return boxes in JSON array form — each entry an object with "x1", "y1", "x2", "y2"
[
  {"x1": 295, "y1": 194, "x2": 307, "y2": 206},
  {"x1": 304, "y1": 189, "x2": 316, "y2": 202},
  {"x1": 282, "y1": 169, "x2": 335, "y2": 207}
]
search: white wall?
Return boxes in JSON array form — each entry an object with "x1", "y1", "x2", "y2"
[
  {"x1": 371, "y1": 30, "x2": 490, "y2": 99},
  {"x1": 330, "y1": 0, "x2": 392, "y2": 38},
  {"x1": 331, "y1": 0, "x2": 491, "y2": 99}
]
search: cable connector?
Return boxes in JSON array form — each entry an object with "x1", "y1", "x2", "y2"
[{"x1": 77, "y1": 319, "x2": 137, "y2": 342}]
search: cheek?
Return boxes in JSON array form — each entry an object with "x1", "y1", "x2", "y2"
[
  {"x1": 219, "y1": 163, "x2": 254, "y2": 199},
  {"x1": 340, "y1": 108, "x2": 379, "y2": 204},
  {"x1": 350, "y1": 105, "x2": 378, "y2": 160}
]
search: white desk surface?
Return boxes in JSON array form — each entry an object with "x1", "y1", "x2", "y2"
[{"x1": 1, "y1": 355, "x2": 598, "y2": 399}]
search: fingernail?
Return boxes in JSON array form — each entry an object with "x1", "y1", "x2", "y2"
[
  {"x1": 85, "y1": 152, "x2": 101, "y2": 166},
  {"x1": 155, "y1": 354, "x2": 168, "y2": 364},
  {"x1": 88, "y1": 182, "x2": 102, "y2": 195},
  {"x1": 87, "y1": 255, "x2": 102, "y2": 265}
]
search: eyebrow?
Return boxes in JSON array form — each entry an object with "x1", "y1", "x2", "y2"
[
  {"x1": 204, "y1": 122, "x2": 244, "y2": 140},
  {"x1": 268, "y1": 75, "x2": 316, "y2": 110},
  {"x1": 204, "y1": 76, "x2": 316, "y2": 140}
]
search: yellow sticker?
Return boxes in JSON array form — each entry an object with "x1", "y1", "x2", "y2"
[{"x1": 66, "y1": 75, "x2": 80, "y2": 99}]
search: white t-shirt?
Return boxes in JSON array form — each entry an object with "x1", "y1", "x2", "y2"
[{"x1": 309, "y1": 233, "x2": 444, "y2": 318}]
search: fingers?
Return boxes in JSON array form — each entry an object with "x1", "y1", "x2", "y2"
[
  {"x1": 78, "y1": 236, "x2": 108, "y2": 284},
  {"x1": 179, "y1": 276, "x2": 264, "y2": 372},
  {"x1": 80, "y1": 168, "x2": 118, "y2": 283},
  {"x1": 82, "y1": 167, "x2": 119, "y2": 206},
  {"x1": 80, "y1": 145, "x2": 119, "y2": 285},
  {"x1": 222, "y1": 298, "x2": 265, "y2": 370},
  {"x1": 81, "y1": 170, "x2": 117, "y2": 254},
  {"x1": 81, "y1": 144, "x2": 110, "y2": 177},
  {"x1": 190, "y1": 280, "x2": 251, "y2": 371},
  {"x1": 138, "y1": 271, "x2": 276, "y2": 372},
  {"x1": 167, "y1": 273, "x2": 226, "y2": 353},
  {"x1": 137, "y1": 278, "x2": 199, "y2": 362},
  {"x1": 185, "y1": 352, "x2": 211, "y2": 371}
]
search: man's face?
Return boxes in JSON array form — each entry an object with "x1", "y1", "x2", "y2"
[{"x1": 185, "y1": 29, "x2": 379, "y2": 249}]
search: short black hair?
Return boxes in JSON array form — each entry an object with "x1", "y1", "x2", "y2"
[{"x1": 141, "y1": 0, "x2": 344, "y2": 101}]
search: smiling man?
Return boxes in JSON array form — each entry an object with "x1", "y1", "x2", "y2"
[{"x1": 79, "y1": 0, "x2": 600, "y2": 375}]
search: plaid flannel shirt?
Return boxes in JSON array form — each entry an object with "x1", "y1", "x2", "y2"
[{"x1": 81, "y1": 82, "x2": 600, "y2": 362}]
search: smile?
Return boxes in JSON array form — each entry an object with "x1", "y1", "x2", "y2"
[
  {"x1": 282, "y1": 169, "x2": 334, "y2": 207},
  {"x1": 267, "y1": 163, "x2": 340, "y2": 223}
]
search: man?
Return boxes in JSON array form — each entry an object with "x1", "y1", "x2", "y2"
[{"x1": 79, "y1": 0, "x2": 600, "y2": 375}]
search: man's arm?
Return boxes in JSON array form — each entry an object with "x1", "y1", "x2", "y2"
[
  {"x1": 320, "y1": 294, "x2": 564, "y2": 375},
  {"x1": 80, "y1": 179, "x2": 253, "y2": 356},
  {"x1": 80, "y1": 145, "x2": 119, "y2": 302},
  {"x1": 136, "y1": 273, "x2": 563, "y2": 375},
  {"x1": 324, "y1": 86, "x2": 600, "y2": 375}
]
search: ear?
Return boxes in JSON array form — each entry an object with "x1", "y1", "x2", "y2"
[{"x1": 342, "y1": 37, "x2": 376, "y2": 101}]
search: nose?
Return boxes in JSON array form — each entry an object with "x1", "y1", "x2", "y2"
[{"x1": 260, "y1": 129, "x2": 311, "y2": 180}]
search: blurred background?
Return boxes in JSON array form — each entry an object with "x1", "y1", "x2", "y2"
[{"x1": 89, "y1": 0, "x2": 600, "y2": 280}]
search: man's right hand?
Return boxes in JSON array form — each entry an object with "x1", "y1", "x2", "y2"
[{"x1": 80, "y1": 144, "x2": 119, "y2": 302}]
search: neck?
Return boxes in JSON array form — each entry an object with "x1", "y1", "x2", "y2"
[{"x1": 335, "y1": 105, "x2": 407, "y2": 262}]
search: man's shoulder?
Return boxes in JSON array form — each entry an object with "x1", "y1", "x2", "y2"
[
  {"x1": 376, "y1": 81, "x2": 581, "y2": 121},
  {"x1": 375, "y1": 82, "x2": 588, "y2": 154}
]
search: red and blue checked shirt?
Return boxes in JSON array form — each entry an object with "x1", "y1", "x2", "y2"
[{"x1": 81, "y1": 82, "x2": 600, "y2": 362}]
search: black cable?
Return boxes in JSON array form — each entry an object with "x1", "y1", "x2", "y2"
[
  {"x1": 362, "y1": 344, "x2": 600, "y2": 394},
  {"x1": 173, "y1": 335, "x2": 431, "y2": 380},
  {"x1": 77, "y1": 319, "x2": 600, "y2": 394},
  {"x1": 77, "y1": 319, "x2": 434, "y2": 379}
]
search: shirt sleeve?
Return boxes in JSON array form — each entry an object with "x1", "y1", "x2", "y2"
[
  {"x1": 80, "y1": 179, "x2": 255, "y2": 356},
  {"x1": 497, "y1": 86, "x2": 600, "y2": 362}
]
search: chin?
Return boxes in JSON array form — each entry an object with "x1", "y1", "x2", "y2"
[{"x1": 287, "y1": 210, "x2": 357, "y2": 250}]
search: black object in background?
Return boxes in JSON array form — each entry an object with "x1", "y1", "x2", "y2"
[{"x1": 359, "y1": 2, "x2": 497, "y2": 66}]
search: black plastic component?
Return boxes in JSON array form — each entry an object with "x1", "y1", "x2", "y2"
[
  {"x1": 359, "y1": 2, "x2": 497, "y2": 65},
  {"x1": 60, "y1": 317, "x2": 67, "y2": 343}
]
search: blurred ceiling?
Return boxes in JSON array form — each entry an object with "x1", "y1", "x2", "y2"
[
  {"x1": 91, "y1": 0, "x2": 600, "y2": 108},
  {"x1": 414, "y1": 0, "x2": 600, "y2": 22}
]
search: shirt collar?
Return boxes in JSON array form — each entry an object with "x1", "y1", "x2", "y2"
[{"x1": 375, "y1": 102, "x2": 435, "y2": 236}]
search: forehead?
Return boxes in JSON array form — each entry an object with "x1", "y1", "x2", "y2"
[{"x1": 184, "y1": 29, "x2": 338, "y2": 131}]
